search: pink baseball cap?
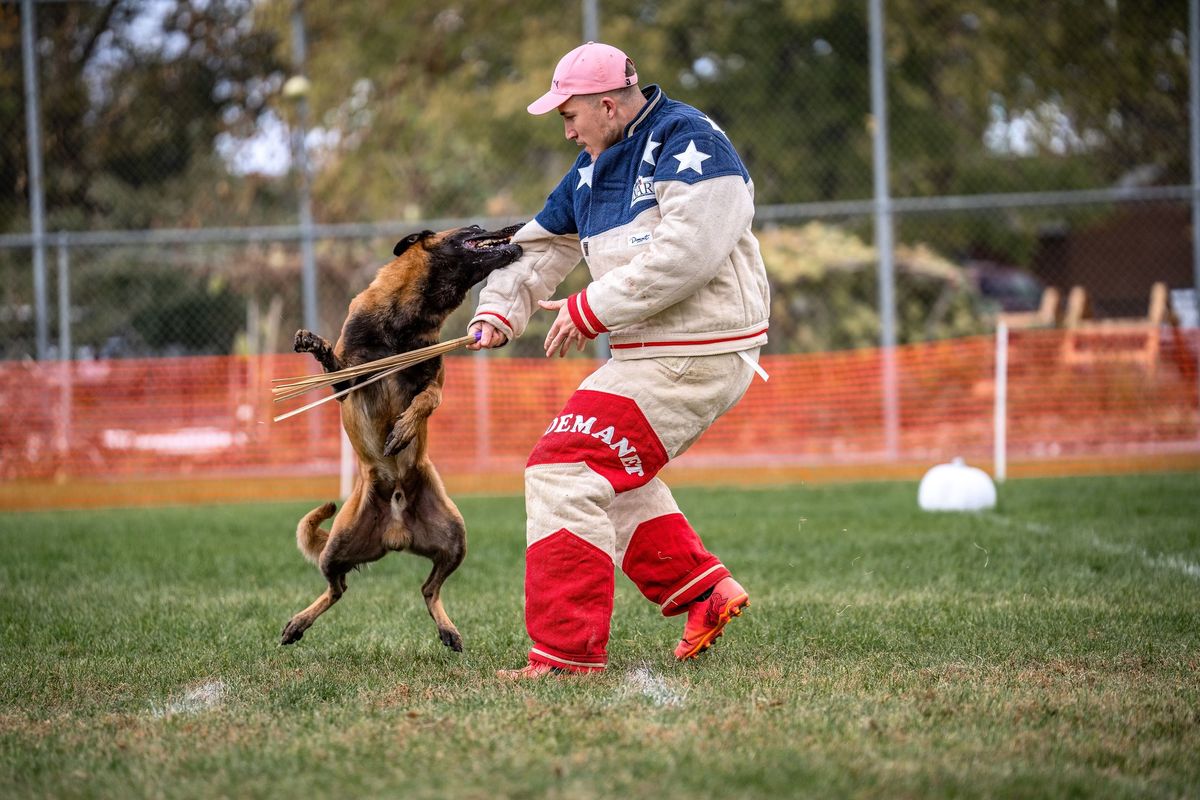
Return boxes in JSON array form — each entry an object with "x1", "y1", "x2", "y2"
[{"x1": 527, "y1": 42, "x2": 638, "y2": 115}]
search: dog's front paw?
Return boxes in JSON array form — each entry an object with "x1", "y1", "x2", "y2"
[
  {"x1": 383, "y1": 430, "x2": 412, "y2": 456},
  {"x1": 383, "y1": 418, "x2": 417, "y2": 456},
  {"x1": 293, "y1": 329, "x2": 322, "y2": 354}
]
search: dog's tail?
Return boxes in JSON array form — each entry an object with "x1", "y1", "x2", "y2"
[{"x1": 296, "y1": 501, "x2": 337, "y2": 564}]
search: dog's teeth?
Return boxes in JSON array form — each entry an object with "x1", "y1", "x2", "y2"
[{"x1": 469, "y1": 236, "x2": 509, "y2": 251}]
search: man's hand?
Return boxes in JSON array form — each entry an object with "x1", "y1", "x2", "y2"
[
  {"x1": 468, "y1": 321, "x2": 507, "y2": 350},
  {"x1": 539, "y1": 298, "x2": 587, "y2": 358}
]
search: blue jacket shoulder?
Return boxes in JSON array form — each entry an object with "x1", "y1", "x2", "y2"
[{"x1": 650, "y1": 101, "x2": 748, "y2": 184}]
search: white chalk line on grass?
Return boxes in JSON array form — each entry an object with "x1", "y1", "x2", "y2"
[
  {"x1": 987, "y1": 517, "x2": 1200, "y2": 581},
  {"x1": 150, "y1": 679, "x2": 227, "y2": 718},
  {"x1": 621, "y1": 665, "x2": 688, "y2": 708},
  {"x1": 987, "y1": 516, "x2": 1055, "y2": 537},
  {"x1": 1090, "y1": 535, "x2": 1200, "y2": 581},
  {"x1": 1146, "y1": 552, "x2": 1200, "y2": 580}
]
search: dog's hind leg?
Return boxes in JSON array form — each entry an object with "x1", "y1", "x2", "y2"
[
  {"x1": 421, "y1": 548, "x2": 465, "y2": 652},
  {"x1": 280, "y1": 575, "x2": 346, "y2": 645},
  {"x1": 280, "y1": 482, "x2": 388, "y2": 645},
  {"x1": 402, "y1": 465, "x2": 467, "y2": 652}
]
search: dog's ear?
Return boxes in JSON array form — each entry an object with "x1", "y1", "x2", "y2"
[{"x1": 394, "y1": 230, "x2": 434, "y2": 257}]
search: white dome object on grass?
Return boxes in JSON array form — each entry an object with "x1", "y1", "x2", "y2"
[{"x1": 918, "y1": 457, "x2": 996, "y2": 511}]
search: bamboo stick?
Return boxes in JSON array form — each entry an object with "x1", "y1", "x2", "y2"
[
  {"x1": 272, "y1": 334, "x2": 476, "y2": 421},
  {"x1": 273, "y1": 335, "x2": 474, "y2": 397},
  {"x1": 273, "y1": 362, "x2": 408, "y2": 423}
]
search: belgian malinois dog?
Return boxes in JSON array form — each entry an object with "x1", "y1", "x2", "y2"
[{"x1": 280, "y1": 223, "x2": 523, "y2": 651}]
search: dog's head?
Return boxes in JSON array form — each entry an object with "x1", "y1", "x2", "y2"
[{"x1": 392, "y1": 223, "x2": 523, "y2": 300}]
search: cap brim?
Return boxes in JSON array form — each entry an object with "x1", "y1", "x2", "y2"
[{"x1": 527, "y1": 90, "x2": 570, "y2": 115}]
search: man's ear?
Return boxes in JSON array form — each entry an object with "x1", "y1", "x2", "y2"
[{"x1": 394, "y1": 230, "x2": 434, "y2": 257}]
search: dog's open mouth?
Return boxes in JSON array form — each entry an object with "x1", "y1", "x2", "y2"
[
  {"x1": 464, "y1": 235, "x2": 511, "y2": 250},
  {"x1": 463, "y1": 223, "x2": 523, "y2": 252}
]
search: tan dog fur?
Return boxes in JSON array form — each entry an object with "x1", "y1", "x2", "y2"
[{"x1": 280, "y1": 223, "x2": 522, "y2": 650}]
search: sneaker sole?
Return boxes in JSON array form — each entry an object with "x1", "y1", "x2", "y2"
[{"x1": 676, "y1": 593, "x2": 750, "y2": 660}]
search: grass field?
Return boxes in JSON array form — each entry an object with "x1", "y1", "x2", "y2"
[{"x1": 1, "y1": 472, "x2": 1198, "y2": 799}]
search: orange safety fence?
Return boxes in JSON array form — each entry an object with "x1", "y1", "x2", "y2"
[{"x1": 1, "y1": 328, "x2": 1198, "y2": 510}]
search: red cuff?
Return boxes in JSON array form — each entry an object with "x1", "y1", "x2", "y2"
[
  {"x1": 528, "y1": 646, "x2": 606, "y2": 672},
  {"x1": 567, "y1": 289, "x2": 608, "y2": 340},
  {"x1": 475, "y1": 311, "x2": 513, "y2": 331},
  {"x1": 659, "y1": 560, "x2": 730, "y2": 616}
]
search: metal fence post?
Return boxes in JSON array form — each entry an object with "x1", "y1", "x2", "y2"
[
  {"x1": 291, "y1": 0, "x2": 318, "y2": 334},
  {"x1": 1190, "y1": 0, "x2": 1200, "y2": 418},
  {"x1": 993, "y1": 321, "x2": 1008, "y2": 482},
  {"x1": 869, "y1": 0, "x2": 899, "y2": 459},
  {"x1": 582, "y1": 0, "x2": 612, "y2": 362},
  {"x1": 55, "y1": 231, "x2": 72, "y2": 460},
  {"x1": 56, "y1": 232, "x2": 70, "y2": 360},
  {"x1": 582, "y1": 0, "x2": 599, "y2": 41},
  {"x1": 21, "y1": 0, "x2": 48, "y2": 361}
]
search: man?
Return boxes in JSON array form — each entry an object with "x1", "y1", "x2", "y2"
[{"x1": 468, "y1": 41, "x2": 770, "y2": 679}]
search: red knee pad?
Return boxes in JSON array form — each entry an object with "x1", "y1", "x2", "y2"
[{"x1": 525, "y1": 529, "x2": 614, "y2": 669}]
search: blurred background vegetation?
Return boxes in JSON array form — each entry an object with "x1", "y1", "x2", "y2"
[{"x1": 0, "y1": 0, "x2": 1190, "y2": 358}]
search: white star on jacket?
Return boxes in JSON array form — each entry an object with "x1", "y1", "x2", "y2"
[
  {"x1": 577, "y1": 162, "x2": 594, "y2": 189},
  {"x1": 673, "y1": 140, "x2": 712, "y2": 175},
  {"x1": 642, "y1": 134, "x2": 661, "y2": 166}
]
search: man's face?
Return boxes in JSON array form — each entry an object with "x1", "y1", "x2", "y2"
[{"x1": 559, "y1": 96, "x2": 621, "y2": 160}]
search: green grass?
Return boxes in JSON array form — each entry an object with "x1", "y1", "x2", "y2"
[{"x1": 1, "y1": 472, "x2": 1198, "y2": 799}]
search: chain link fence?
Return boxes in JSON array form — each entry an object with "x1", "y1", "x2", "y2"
[{"x1": 1, "y1": 0, "x2": 1195, "y2": 361}]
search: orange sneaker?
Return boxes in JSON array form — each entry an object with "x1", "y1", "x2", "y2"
[{"x1": 673, "y1": 576, "x2": 749, "y2": 660}]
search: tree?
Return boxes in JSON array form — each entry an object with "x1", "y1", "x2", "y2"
[
  {"x1": 246, "y1": 0, "x2": 588, "y2": 222},
  {"x1": 262, "y1": 1, "x2": 1187, "y2": 233},
  {"x1": 0, "y1": 0, "x2": 289, "y2": 234},
  {"x1": 1, "y1": 1, "x2": 1188, "y2": 358}
]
